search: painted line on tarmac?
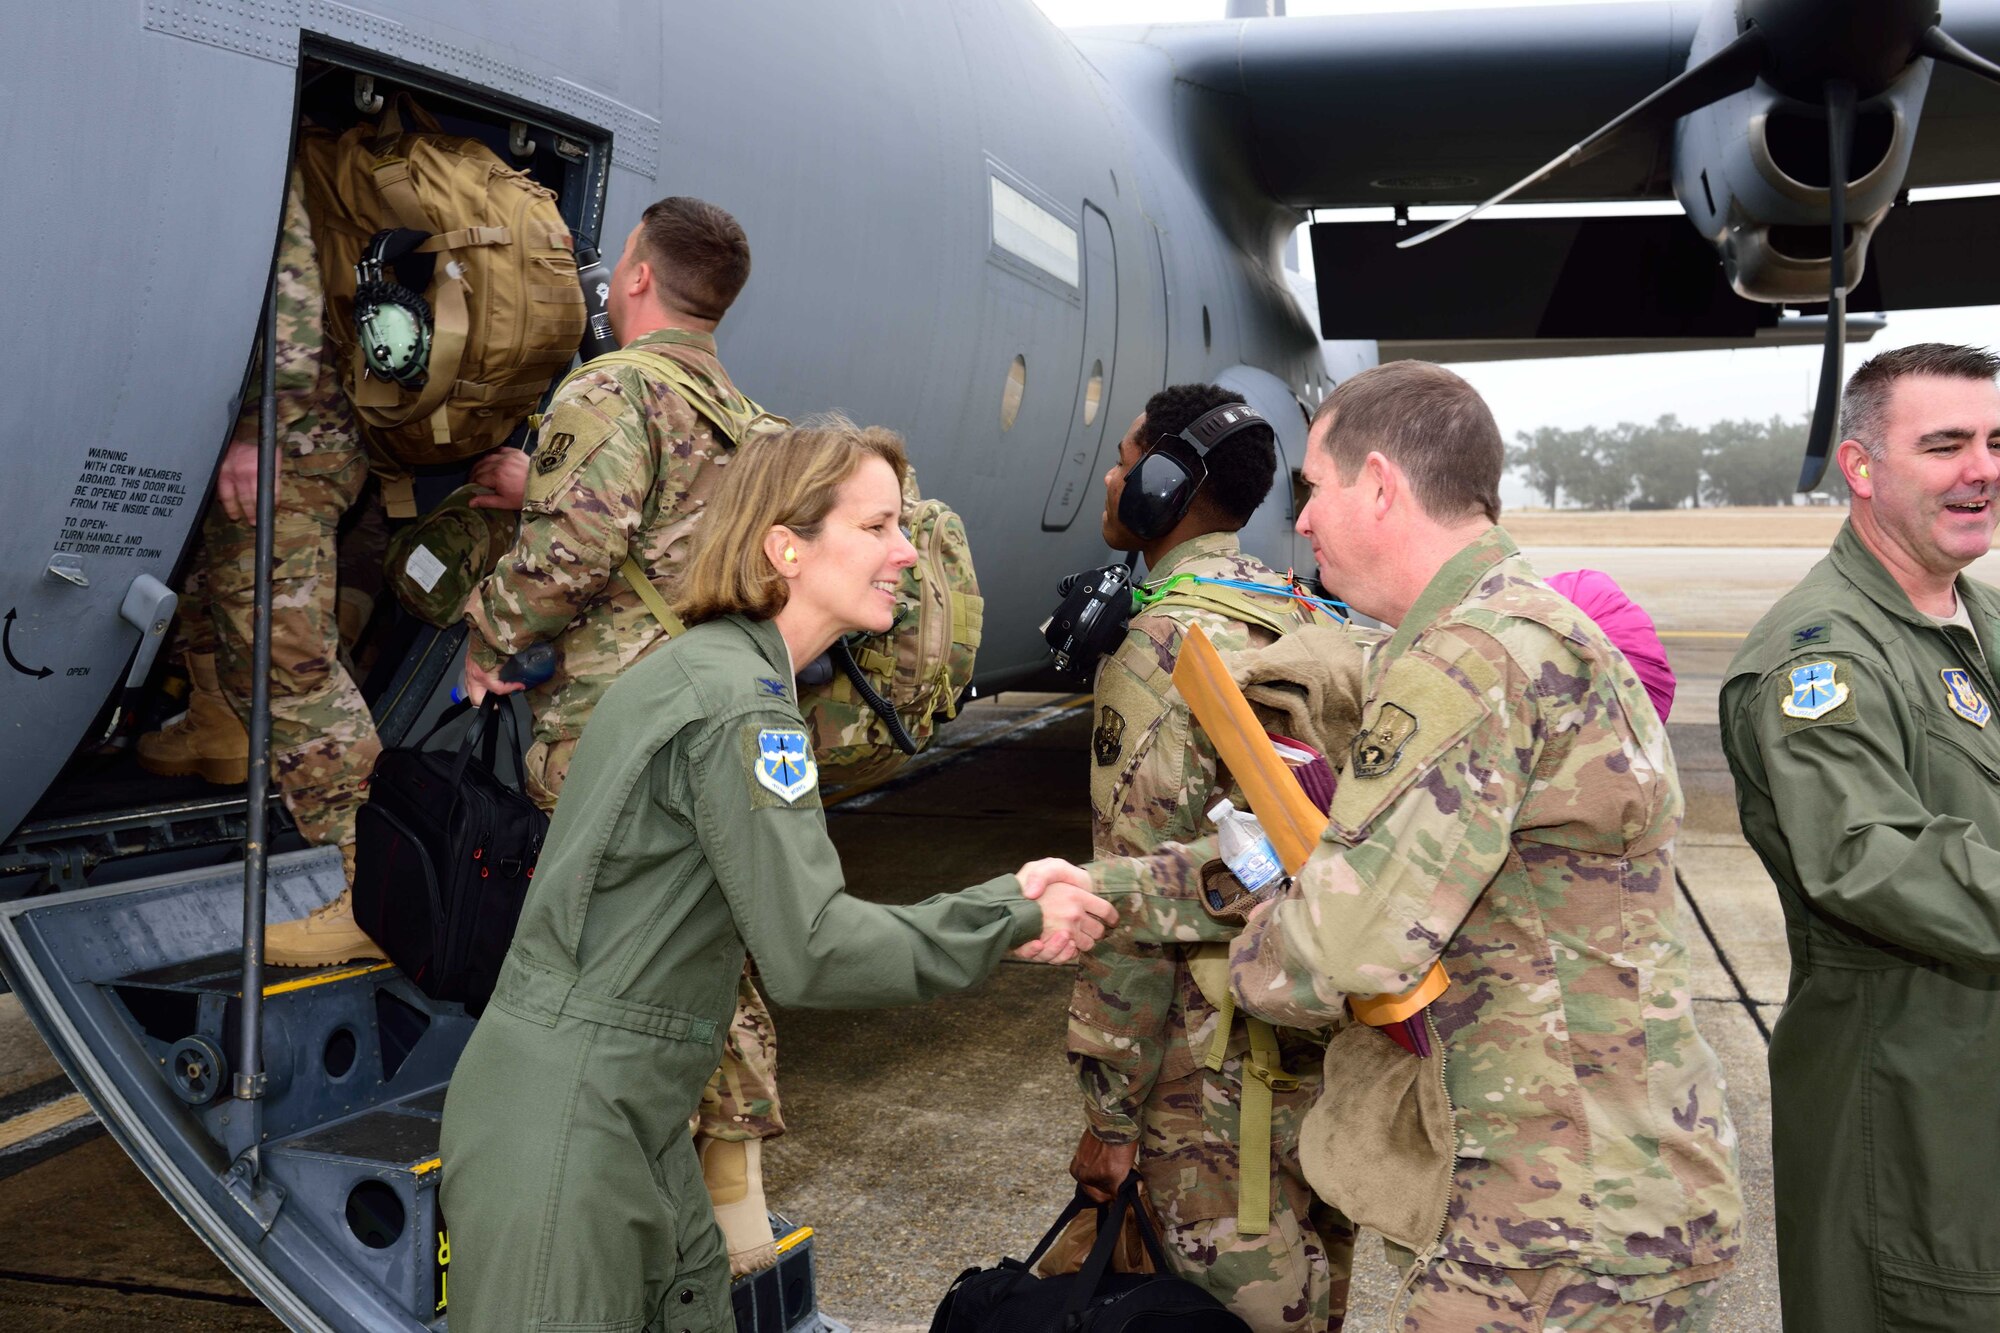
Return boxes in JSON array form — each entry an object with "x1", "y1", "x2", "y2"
[
  {"x1": 825, "y1": 694, "x2": 1090, "y2": 811},
  {"x1": 1676, "y1": 867, "x2": 1771, "y2": 1044},
  {"x1": 0, "y1": 1268, "x2": 264, "y2": 1308}
]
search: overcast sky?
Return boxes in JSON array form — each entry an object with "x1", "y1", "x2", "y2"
[{"x1": 1030, "y1": 0, "x2": 2000, "y2": 502}]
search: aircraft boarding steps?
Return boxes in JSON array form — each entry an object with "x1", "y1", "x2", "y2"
[{"x1": 0, "y1": 847, "x2": 841, "y2": 1333}]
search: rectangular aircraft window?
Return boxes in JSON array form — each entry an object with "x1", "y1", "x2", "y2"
[{"x1": 991, "y1": 177, "x2": 1079, "y2": 287}]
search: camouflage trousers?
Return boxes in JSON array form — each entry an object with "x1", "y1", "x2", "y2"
[
  {"x1": 694, "y1": 967, "x2": 784, "y2": 1143},
  {"x1": 528, "y1": 753, "x2": 781, "y2": 1144},
  {"x1": 1392, "y1": 1253, "x2": 1723, "y2": 1332},
  {"x1": 1138, "y1": 1070, "x2": 1355, "y2": 1333},
  {"x1": 180, "y1": 441, "x2": 380, "y2": 849}
]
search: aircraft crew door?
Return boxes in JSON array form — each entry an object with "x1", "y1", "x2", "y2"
[{"x1": 1041, "y1": 205, "x2": 1118, "y2": 530}]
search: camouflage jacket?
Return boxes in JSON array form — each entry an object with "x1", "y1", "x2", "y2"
[
  {"x1": 463, "y1": 329, "x2": 743, "y2": 749},
  {"x1": 1069, "y1": 534, "x2": 1330, "y2": 1168},
  {"x1": 234, "y1": 165, "x2": 359, "y2": 473},
  {"x1": 1095, "y1": 527, "x2": 1742, "y2": 1280}
]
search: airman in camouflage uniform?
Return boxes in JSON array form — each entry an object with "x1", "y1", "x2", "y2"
[
  {"x1": 143, "y1": 166, "x2": 379, "y2": 862},
  {"x1": 1089, "y1": 365, "x2": 1740, "y2": 1331},
  {"x1": 1069, "y1": 386, "x2": 1355, "y2": 1332},
  {"x1": 460, "y1": 198, "x2": 783, "y2": 1274}
]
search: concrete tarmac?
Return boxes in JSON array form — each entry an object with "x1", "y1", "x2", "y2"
[{"x1": 0, "y1": 539, "x2": 1906, "y2": 1330}]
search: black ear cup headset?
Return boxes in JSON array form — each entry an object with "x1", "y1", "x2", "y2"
[{"x1": 1114, "y1": 401, "x2": 1269, "y2": 540}]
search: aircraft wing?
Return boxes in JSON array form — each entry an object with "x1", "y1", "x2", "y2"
[{"x1": 1092, "y1": 1, "x2": 2000, "y2": 211}]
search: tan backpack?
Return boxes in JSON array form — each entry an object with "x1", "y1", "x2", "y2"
[
  {"x1": 298, "y1": 96, "x2": 586, "y2": 468},
  {"x1": 801, "y1": 467, "x2": 985, "y2": 787}
]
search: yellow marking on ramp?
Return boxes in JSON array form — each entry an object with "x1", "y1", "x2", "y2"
[
  {"x1": 0, "y1": 1093, "x2": 91, "y2": 1152},
  {"x1": 775, "y1": 1225, "x2": 814, "y2": 1255},
  {"x1": 262, "y1": 962, "x2": 394, "y2": 997},
  {"x1": 412, "y1": 1156, "x2": 442, "y2": 1176}
]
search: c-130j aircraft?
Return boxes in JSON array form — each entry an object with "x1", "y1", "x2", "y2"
[{"x1": 5, "y1": 0, "x2": 2000, "y2": 1329}]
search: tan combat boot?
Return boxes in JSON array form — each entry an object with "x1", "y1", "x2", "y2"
[
  {"x1": 698, "y1": 1136, "x2": 778, "y2": 1276},
  {"x1": 265, "y1": 845, "x2": 385, "y2": 968},
  {"x1": 137, "y1": 653, "x2": 250, "y2": 785}
]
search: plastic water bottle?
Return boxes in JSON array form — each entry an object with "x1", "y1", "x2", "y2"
[
  {"x1": 1208, "y1": 798, "x2": 1285, "y2": 895},
  {"x1": 573, "y1": 243, "x2": 619, "y2": 360}
]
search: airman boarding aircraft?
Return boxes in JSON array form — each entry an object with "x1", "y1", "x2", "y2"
[{"x1": 3, "y1": 1, "x2": 2000, "y2": 1329}]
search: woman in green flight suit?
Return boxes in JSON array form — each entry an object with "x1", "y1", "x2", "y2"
[{"x1": 440, "y1": 418, "x2": 1116, "y2": 1333}]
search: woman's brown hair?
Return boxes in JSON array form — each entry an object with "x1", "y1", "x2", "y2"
[{"x1": 673, "y1": 415, "x2": 908, "y2": 625}]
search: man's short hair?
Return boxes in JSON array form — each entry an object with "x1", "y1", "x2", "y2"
[
  {"x1": 1842, "y1": 343, "x2": 2000, "y2": 461},
  {"x1": 637, "y1": 197, "x2": 751, "y2": 321},
  {"x1": 1139, "y1": 383, "x2": 1277, "y2": 527},
  {"x1": 1310, "y1": 362, "x2": 1502, "y2": 524}
]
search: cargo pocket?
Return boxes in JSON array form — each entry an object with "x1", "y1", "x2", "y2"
[{"x1": 1877, "y1": 1254, "x2": 2000, "y2": 1331}]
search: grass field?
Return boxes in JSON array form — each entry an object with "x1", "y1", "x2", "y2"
[{"x1": 1503, "y1": 505, "x2": 1849, "y2": 547}]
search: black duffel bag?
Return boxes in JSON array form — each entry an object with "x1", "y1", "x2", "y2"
[
  {"x1": 352, "y1": 697, "x2": 547, "y2": 1013},
  {"x1": 930, "y1": 1176, "x2": 1249, "y2": 1333}
]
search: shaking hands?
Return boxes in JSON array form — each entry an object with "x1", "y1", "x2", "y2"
[{"x1": 1010, "y1": 858, "x2": 1118, "y2": 964}]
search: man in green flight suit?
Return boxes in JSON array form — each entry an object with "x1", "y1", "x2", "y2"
[
  {"x1": 1066, "y1": 383, "x2": 1356, "y2": 1331},
  {"x1": 460, "y1": 196, "x2": 788, "y2": 1277},
  {"x1": 1721, "y1": 343, "x2": 2000, "y2": 1332},
  {"x1": 1090, "y1": 362, "x2": 1741, "y2": 1330}
]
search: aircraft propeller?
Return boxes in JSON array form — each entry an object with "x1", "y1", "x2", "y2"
[{"x1": 1399, "y1": 0, "x2": 2000, "y2": 492}]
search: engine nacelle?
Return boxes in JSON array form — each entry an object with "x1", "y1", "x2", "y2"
[{"x1": 1672, "y1": 4, "x2": 1932, "y2": 304}]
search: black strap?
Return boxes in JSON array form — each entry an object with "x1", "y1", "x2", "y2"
[
  {"x1": 832, "y1": 636, "x2": 918, "y2": 755},
  {"x1": 1064, "y1": 1175, "x2": 1170, "y2": 1318},
  {"x1": 421, "y1": 696, "x2": 532, "y2": 793}
]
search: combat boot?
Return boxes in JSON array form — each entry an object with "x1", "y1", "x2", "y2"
[
  {"x1": 698, "y1": 1136, "x2": 778, "y2": 1276},
  {"x1": 265, "y1": 845, "x2": 385, "y2": 968},
  {"x1": 137, "y1": 653, "x2": 250, "y2": 785}
]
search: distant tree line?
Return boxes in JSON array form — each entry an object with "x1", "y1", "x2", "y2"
[{"x1": 1507, "y1": 415, "x2": 1849, "y2": 509}]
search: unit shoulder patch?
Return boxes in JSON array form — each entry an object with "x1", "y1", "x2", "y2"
[
  {"x1": 1941, "y1": 667, "x2": 1992, "y2": 727},
  {"x1": 743, "y1": 724, "x2": 818, "y2": 807},
  {"x1": 1093, "y1": 706, "x2": 1126, "y2": 767},
  {"x1": 524, "y1": 399, "x2": 621, "y2": 507},
  {"x1": 1778, "y1": 658, "x2": 1857, "y2": 732},
  {"x1": 1352, "y1": 703, "x2": 1418, "y2": 778}
]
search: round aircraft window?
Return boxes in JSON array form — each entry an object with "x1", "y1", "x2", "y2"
[
  {"x1": 1000, "y1": 355, "x2": 1027, "y2": 431},
  {"x1": 323, "y1": 1026, "x2": 358, "y2": 1079},
  {"x1": 1083, "y1": 361, "x2": 1104, "y2": 426},
  {"x1": 345, "y1": 1180, "x2": 405, "y2": 1249}
]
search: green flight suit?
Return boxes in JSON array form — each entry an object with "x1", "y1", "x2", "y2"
[
  {"x1": 439, "y1": 613, "x2": 1041, "y2": 1333},
  {"x1": 1722, "y1": 520, "x2": 2000, "y2": 1333}
]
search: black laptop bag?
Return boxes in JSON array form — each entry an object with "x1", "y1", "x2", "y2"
[
  {"x1": 352, "y1": 697, "x2": 547, "y2": 1012},
  {"x1": 929, "y1": 1176, "x2": 1250, "y2": 1333}
]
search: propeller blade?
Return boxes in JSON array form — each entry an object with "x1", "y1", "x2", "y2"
[
  {"x1": 1400, "y1": 25, "x2": 1766, "y2": 249},
  {"x1": 1919, "y1": 25, "x2": 2000, "y2": 88},
  {"x1": 1798, "y1": 79, "x2": 1857, "y2": 494}
]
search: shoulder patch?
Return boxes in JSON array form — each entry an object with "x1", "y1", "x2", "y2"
[
  {"x1": 1778, "y1": 658, "x2": 1857, "y2": 732},
  {"x1": 1093, "y1": 706, "x2": 1126, "y2": 767},
  {"x1": 1352, "y1": 703, "x2": 1418, "y2": 778},
  {"x1": 524, "y1": 398, "x2": 621, "y2": 507},
  {"x1": 1941, "y1": 667, "x2": 1992, "y2": 727},
  {"x1": 745, "y1": 725, "x2": 818, "y2": 807}
]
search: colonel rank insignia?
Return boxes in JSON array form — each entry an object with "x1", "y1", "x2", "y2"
[
  {"x1": 1781, "y1": 660, "x2": 1848, "y2": 720},
  {"x1": 1941, "y1": 668, "x2": 1992, "y2": 727},
  {"x1": 536, "y1": 432, "x2": 574, "y2": 475},
  {"x1": 1352, "y1": 704, "x2": 1419, "y2": 778},
  {"x1": 1093, "y1": 707, "x2": 1125, "y2": 767},
  {"x1": 754, "y1": 728, "x2": 817, "y2": 803}
]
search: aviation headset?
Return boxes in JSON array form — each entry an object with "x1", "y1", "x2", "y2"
[
  {"x1": 1115, "y1": 400, "x2": 1271, "y2": 540},
  {"x1": 353, "y1": 228, "x2": 436, "y2": 388}
]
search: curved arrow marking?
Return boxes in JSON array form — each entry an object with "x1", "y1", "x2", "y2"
[{"x1": 3, "y1": 609, "x2": 53, "y2": 679}]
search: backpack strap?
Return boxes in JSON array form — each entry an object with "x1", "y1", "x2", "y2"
[
  {"x1": 1149, "y1": 583, "x2": 1320, "y2": 639},
  {"x1": 620, "y1": 554, "x2": 686, "y2": 639},
  {"x1": 561, "y1": 346, "x2": 777, "y2": 448}
]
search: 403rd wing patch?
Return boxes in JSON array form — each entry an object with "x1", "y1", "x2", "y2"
[
  {"x1": 1352, "y1": 703, "x2": 1419, "y2": 778},
  {"x1": 1779, "y1": 659, "x2": 1854, "y2": 729},
  {"x1": 750, "y1": 726, "x2": 818, "y2": 805},
  {"x1": 1941, "y1": 668, "x2": 1992, "y2": 727}
]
